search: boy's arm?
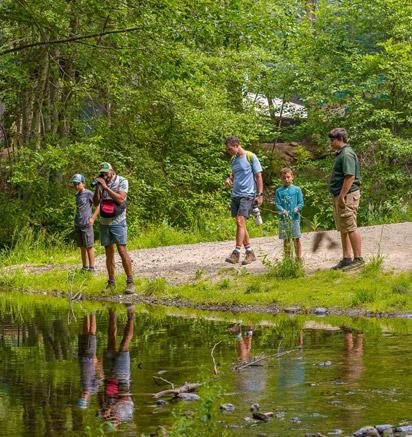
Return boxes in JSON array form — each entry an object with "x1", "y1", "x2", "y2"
[
  {"x1": 296, "y1": 188, "x2": 304, "y2": 211},
  {"x1": 89, "y1": 204, "x2": 100, "y2": 226},
  {"x1": 275, "y1": 189, "x2": 284, "y2": 213}
]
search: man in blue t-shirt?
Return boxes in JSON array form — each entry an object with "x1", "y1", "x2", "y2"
[{"x1": 224, "y1": 136, "x2": 263, "y2": 265}]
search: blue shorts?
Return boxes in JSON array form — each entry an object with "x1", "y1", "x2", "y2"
[
  {"x1": 279, "y1": 219, "x2": 301, "y2": 240},
  {"x1": 100, "y1": 220, "x2": 127, "y2": 246}
]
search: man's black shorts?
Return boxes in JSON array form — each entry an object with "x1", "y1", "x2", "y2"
[{"x1": 231, "y1": 196, "x2": 254, "y2": 218}]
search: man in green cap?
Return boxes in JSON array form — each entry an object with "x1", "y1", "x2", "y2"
[{"x1": 93, "y1": 162, "x2": 135, "y2": 294}]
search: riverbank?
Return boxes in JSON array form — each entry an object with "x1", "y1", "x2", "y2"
[{"x1": 1, "y1": 223, "x2": 412, "y2": 317}]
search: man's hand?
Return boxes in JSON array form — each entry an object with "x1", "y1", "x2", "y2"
[
  {"x1": 225, "y1": 177, "x2": 233, "y2": 189},
  {"x1": 89, "y1": 217, "x2": 95, "y2": 226},
  {"x1": 293, "y1": 208, "x2": 298, "y2": 214},
  {"x1": 255, "y1": 195, "x2": 263, "y2": 207},
  {"x1": 338, "y1": 195, "x2": 346, "y2": 207},
  {"x1": 94, "y1": 177, "x2": 107, "y2": 190},
  {"x1": 282, "y1": 209, "x2": 288, "y2": 216}
]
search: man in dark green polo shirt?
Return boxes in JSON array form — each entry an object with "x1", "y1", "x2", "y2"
[{"x1": 328, "y1": 128, "x2": 364, "y2": 270}]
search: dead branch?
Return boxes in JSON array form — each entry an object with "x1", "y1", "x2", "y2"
[
  {"x1": 236, "y1": 350, "x2": 293, "y2": 371},
  {"x1": 211, "y1": 341, "x2": 221, "y2": 375},
  {"x1": 153, "y1": 382, "x2": 202, "y2": 400},
  {"x1": 153, "y1": 376, "x2": 174, "y2": 389}
]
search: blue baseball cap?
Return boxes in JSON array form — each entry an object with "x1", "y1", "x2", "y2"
[{"x1": 71, "y1": 174, "x2": 85, "y2": 183}]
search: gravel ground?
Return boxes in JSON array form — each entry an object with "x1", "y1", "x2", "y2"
[{"x1": 10, "y1": 222, "x2": 411, "y2": 283}]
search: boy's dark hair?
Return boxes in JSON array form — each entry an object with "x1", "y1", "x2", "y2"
[
  {"x1": 225, "y1": 135, "x2": 239, "y2": 146},
  {"x1": 328, "y1": 128, "x2": 348, "y2": 143},
  {"x1": 280, "y1": 167, "x2": 293, "y2": 176}
]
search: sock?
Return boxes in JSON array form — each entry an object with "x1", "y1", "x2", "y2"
[
  {"x1": 127, "y1": 275, "x2": 133, "y2": 281},
  {"x1": 109, "y1": 275, "x2": 115, "y2": 282},
  {"x1": 82, "y1": 266, "x2": 88, "y2": 269},
  {"x1": 246, "y1": 331, "x2": 253, "y2": 338},
  {"x1": 234, "y1": 245, "x2": 241, "y2": 252},
  {"x1": 245, "y1": 243, "x2": 251, "y2": 251},
  {"x1": 236, "y1": 333, "x2": 243, "y2": 341}
]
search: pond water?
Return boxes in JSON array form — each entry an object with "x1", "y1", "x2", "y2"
[{"x1": 1, "y1": 292, "x2": 412, "y2": 436}]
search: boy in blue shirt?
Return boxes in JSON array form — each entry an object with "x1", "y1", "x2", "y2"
[
  {"x1": 72, "y1": 174, "x2": 100, "y2": 271},
  {"x1": 275, "y1": 168, "x2": 304, "y2": 260}
]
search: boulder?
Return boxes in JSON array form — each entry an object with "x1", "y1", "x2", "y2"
[{"x1": 353, "y1": 426, "x2": 380, "y2": 437}]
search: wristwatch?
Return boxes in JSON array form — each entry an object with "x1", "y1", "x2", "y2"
[{"x1": 257, "y1": 192, "x2": 264, "y2": 196}]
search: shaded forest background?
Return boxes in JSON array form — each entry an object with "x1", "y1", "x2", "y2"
[{"x1": 1, "y1": 0, "x2": 411, "y2": 247}]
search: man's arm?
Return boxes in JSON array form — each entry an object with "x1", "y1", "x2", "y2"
[
  {"x1": 225, "y1": 173, "x2": 234, "y2": 189},
  {"x1": 338, "y1": 175, "x2": 355, "y2": 206},
  {"x1": 94, "y1": 177, "x2": 126, "y2": 204},
  {"x1": 93, "y1": 186, "x2": 101, "y2": 207},
  {"x1": 255, "y1": 172, "x2": 263, "y2": 206}
]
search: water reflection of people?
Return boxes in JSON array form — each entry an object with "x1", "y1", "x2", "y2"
[
  {"x1": 78, "y1": 313, "x2": 103, "y2": 409},
  {"x1": 229, "y1": 323, "x2": 254, "y2": 362},
  {"x1": 342, "y1": 327, "x2": 363, "y2": 382},
  {"x1": 98, "y1": 305, "x2": 135, "y2": 425}
]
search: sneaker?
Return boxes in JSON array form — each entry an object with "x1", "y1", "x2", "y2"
[
  {"x1": 330, "y1": 258, "x2": 352, "y2": 270},
  {"x1": 342, "y1": 257, "x2": 365, "y2": 271},
  {"x1": 225, "y1": 250, "x2": 240, "y2": 264},
  {"x1": 125, "y1": 280, "x2": 135, "y2": 295},
  {"x1": 242, "y1": 250, "x2": 256, "y2": 265},
  {"x1": 102, "y1": 279, "x2": 116, "y2": 293},
  {"x1": 81, "y1": 266, "x2": 89, "y2": 272}
]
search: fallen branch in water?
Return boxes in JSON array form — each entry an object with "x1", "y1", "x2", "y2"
[
  {"x1": 211, "y1": 341, "x2": 221, "y2": 375},
  {"x1": 153, "y1": 376, "x2": 174, "y2": 389},
  {"x1": 153, "y1": 382, "x2": 202, "y2": 399},
  {"x1": 235, "y1": 350, "x2": 293, "y2": 371}
]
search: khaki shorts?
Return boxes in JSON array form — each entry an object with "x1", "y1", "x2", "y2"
[{"x1": 332, "y1": 191, "x2": 360, "y2": 233}]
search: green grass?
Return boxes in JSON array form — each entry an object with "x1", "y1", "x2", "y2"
[{"x1": 3, "y1": 266, "x2": 412, "y2": 314}]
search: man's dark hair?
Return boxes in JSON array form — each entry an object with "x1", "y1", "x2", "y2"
[
  {"x1": 225, "y1": 135, "x2": 240, "y2": 146},
  {"x1": 328, "y1": 128, "x2": 348, "y2": 143}
]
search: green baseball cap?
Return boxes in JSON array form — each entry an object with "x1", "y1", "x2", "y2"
[{"x1": 99, "y1": 162, "x2": 113, "y2": 173}]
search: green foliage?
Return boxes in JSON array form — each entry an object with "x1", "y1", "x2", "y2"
[{"x1": 1, "y1": 0, "x2": 412, "y2": 248}]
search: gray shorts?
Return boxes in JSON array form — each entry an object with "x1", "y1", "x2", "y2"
[
  {"x1": 75, "y1": 226, "x2": 94, "y2": 248},
  {"x1": 279, "y1": 219, "x2": 301, "y2": 240},
  {"x1": 100, "y1": 220, "x2": 127, "y2": 246},
  {"x1": 231, "y1": 196, "x2": 254, "y2": 218}
]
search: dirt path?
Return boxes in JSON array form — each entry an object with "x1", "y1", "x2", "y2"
[
  {"x1": 90, "y1": 222, "x2": 410, "y2": 284},
  {"x1": 10, "y1": 222, "x2": 410, "y2": 282}
]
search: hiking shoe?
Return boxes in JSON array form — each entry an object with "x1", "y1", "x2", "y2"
[
  {"x1": 242, "y1": 250, "x2": 256, "y2": 265},
  {"x1": 225, "y1": 250, "x2": 240, "y2": 264},
  {"x1": 342, "y1": 257, "x2": 365, "y2": 271},
  {"x1": 125, "y1": 280, "x2": 135, "y2": 295},
  {"x1": 330, "y1": 258, "x2": 352, "y2": 270},
  {"x1": 102, "y1": 279, "x2": 116, "y2": 293}
]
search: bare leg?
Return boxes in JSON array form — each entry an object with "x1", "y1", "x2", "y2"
[
  {"x1": 105, "y1": 244, "x2": 116, "y2": 277},
  {"x1": 235, "y1": 216, "x2": 247, "y2": 247},
  {"x1": 348, "y1": 230, "x2": 362, "y2": 258},
  {"x1": 86, "y1": 247, "x2": 95, "y2": 268},
  {"x1": 340, "y1": 232, "x2": 352, "y2": 258},
  {"x1": 294, "y1": 238, "x2": 302, "y2": 258},
  {"x1": 283, "y1": 239, "x2": 292, "y2": 258},
  {"x1": 117, "y1": 244, "x2": 133, "y2": 277},
  {"x1": 80, "y1": 247, "x2": 88, "y2": 267}
]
